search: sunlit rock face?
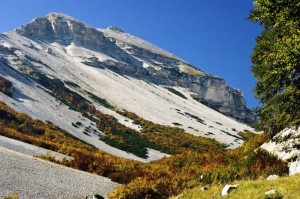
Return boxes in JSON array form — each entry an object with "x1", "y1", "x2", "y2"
[
  {"x1": 13, "y1": 13, "x2": 255, "y2": 124},
  {"x1": 261, "y1": 126, "x2": 300, "y2": 175}
]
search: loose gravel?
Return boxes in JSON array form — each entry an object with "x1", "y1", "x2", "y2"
[
  {"x1": 0, "y1": 135, "x2": 72, "y2": 160},
  {"x1": 0, "y1": 147, "x2": 119, "y2": 199}
]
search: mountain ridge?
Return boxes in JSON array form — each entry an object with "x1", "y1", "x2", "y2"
[
  {"x1": 0, "y1": 13, "x2": 255, "y2": 161},
  {"x1": 13, "y1": 13, "x2": 255, "y2": 124}
]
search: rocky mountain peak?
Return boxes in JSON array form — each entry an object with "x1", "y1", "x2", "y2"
[
  {"x1": 6, "y1": 13, "x2": 256, "y2": 124},
  {"x1": 46, "y1": 12, "x2": 81, "y2": 23},
  {"x1": 16, "y1": 13, "x2": 106, "y2": 49}
]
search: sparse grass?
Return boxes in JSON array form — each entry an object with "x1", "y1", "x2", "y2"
[
  {"x1": 185, "y1": 112, "x2": 206, "y2": 125},
  {"x1": 117, "y1": 110, "x2": 226, "y2": 154},
  {"x1": 216, "y1": 122, "x2": 223, "y2": 126},
  {"x1": 1, "y1": 193, "x2": 19, "y2": 199},
  {"x1": 164, "y1": 87, "x2": 187, "y2": 99},
  {"x1": 172, "y1": 122, "x2": 183, "y2": 126},
  {"x1": 64, "y1": 80, "x2": 80, "y2": 88},
  {"x1": 221, "y1": 130, "x2": 244, "y2": 140},
  {"x1": 180, "y1": 65, "x2": 205, "y2": 76},
  {"x1": 85, "y1": 90, "x2": 114, "y2": 109},
  {"x1": 174, "y1": 174, "x2": 300, "y2": 199}
]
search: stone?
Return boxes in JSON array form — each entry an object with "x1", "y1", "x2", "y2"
[
  {"x1": 200, "y1": 186, "x2": 208, "y2": 191},
  {"x1": 289, "y1": 158, "x2": 300, "y2": 176},
  {"x1": 221, "y1": 184, "x2": 239, "y2": 196},
  {"x1": 86, "y1": 194, "x2": 104, "y2": 199},
  {"x1": 265, "y1": 189, "x2": 283, "y2": 199},
  {"x1": 266, "y1": 174, "x2": 279, "y2": 180},
  {"x1": 260, "y1": 126, "x2": 300, "y2": 161},
  {"x1": 265, "y1": 189, "x2": 277, "y2": 195}
]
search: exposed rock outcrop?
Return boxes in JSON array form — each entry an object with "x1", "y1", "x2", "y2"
[
  {"x1": 261, "y1": 126, "x2": 300, "y2": 176},
  {"x1": 289, "y1": 158, "x2": 300, "y2": 176},
  {"x1": 10, "y1": 13, "x2": 255, "y2": 124}
]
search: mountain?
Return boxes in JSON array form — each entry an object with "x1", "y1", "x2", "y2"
[
  {"x1": 17, "y1": 13, "x2": 255, "y2": 124},
  {"x1": 0, "y1": 13, "x2": 255, "y2": 161}
]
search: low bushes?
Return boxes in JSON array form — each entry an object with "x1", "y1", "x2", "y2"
[
  {"x1": 0, "y1": 98, "x2": 289, "y2": 199},
  {"x1": 0, "y1": 76, "x2": 13, "y2": 96}
]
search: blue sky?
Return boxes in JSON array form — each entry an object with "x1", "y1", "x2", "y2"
[{"x1": 0, "y1": 0, "x2": 261, "y2": 109}]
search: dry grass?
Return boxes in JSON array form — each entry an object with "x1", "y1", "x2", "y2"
[
  {"x1": 174, "y1": 174, "x2": 300, "y2": 199},
  {"x1": 1, "y1": 193, "x2": 19, "y2": 199}
]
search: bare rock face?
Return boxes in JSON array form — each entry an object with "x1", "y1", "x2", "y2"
[
  {"x1": 289, "y1": 158, "x2": 300, "y2": 176},
  {"x1": 16, "y1": 13, "x2": 142, "y2": 67},
  {"x1": 13, "y1": 13, "x2": 255, "y2": 124},
  {"x1": 17, "y1": 13, "x2": 105, "y2": 47},
  {"x1": 261, "y1": 126, "x2": 300, "y2": 176}
]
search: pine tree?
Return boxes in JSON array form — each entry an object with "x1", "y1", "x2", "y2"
[{"x1": 249, "y1": 0, "x2": 300, "y2": 134}]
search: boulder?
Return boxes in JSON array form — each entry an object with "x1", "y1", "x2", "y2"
[
  {"x1": 266, "y1": 174, "x2": 279, "y2": 180},
  {"x1": 221, "y1": 184, "x2": 239, "y2": 196},
  {"x1": 289, "y1": 158, "x2": 300, "y2": 176},
  {"x1": 265, "y1": 189, "x2": 277, "y2": 195},
  {"x1": 265, "y1": 189, "x2": 283, "y2": 199},
  {"x1": 85, "y1": 195, "x2": 104, "y2": 199}
]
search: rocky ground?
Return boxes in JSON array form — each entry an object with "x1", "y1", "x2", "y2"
[
  {"x1": 0, "y1": 145, "x2": 119, "y2": 198},
  {"x1": 0, "y1": 135, "x2": 72, "y2": 160}
]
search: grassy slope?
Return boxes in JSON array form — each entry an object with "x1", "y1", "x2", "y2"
[{"x1": 175, "y1": 174, "x2": 300, "y2": 199}]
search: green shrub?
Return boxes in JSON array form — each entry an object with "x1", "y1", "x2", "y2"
[
  {"x1": 0, "y1": 76, "x2": 13, "y2": 97},
  {"x1": 164, "y1": 87, "x2": 187, "y2": 99},
  {"x1": 85, "y1": 90, "x2": 114, "y2": 109},
  {"x1": 64, "y1": 80, "x2": 80, "y2": 88}
]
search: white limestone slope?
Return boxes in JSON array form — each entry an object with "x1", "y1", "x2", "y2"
[
  {"x1": 0, "y1": 61, "x2": 152, "y2": 162},
  {"x1": 100, "y1": 27, "x2": 179, "y2": 60},
  {"x1": 0, "y1": 135, "x2": 72, "y2": 160},
  {"x1": 1, "y1": 31, "x2": 254, "y2": 150}
]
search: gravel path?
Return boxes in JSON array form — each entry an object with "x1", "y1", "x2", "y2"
[
  {"x1": 0, "y1": 147, "x2": 119, "y2": 199},
  {"x1": 0, "y1": 135, "x2": 72, "y2": 160}
]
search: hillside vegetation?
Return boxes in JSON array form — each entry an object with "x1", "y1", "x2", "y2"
[
  {"x1": 27, "y1": 70, "x2": 227, "y2": 158},
  {"x1": 0, "y1": 98, "x2": 288, "y2": 198}
]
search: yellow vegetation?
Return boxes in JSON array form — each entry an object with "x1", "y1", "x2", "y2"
[
  {"x1": 0, "y1": 101, "x2": 289, "y2": 199},
  {"x1": 174, "y1": 174, "x2": 300, "y2": 199}
]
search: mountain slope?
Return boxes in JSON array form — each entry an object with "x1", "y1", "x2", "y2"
[
  {"x1": 16, "y1": 12, "x2": 255, "y2": 124},
  {"x1": 0, "y1": 146, "x2": 118, "y2": 199},
  {"x1": 0, "y1": 13, "x2": 255, "y2": 161}
]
